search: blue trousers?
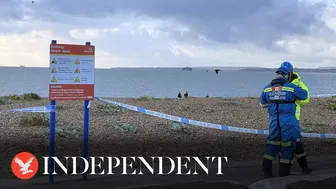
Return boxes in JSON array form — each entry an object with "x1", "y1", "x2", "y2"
[{"x1": 263, "y1": 131, "x2": 297, "y2": 164}]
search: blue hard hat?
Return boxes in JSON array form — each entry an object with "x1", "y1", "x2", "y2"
[{"x1": 276, "y1": 61, "x2": 293, "y2": 75}]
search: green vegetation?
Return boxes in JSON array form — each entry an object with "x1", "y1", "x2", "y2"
[
  {"x1": 322, "y1": 139, "x2": 336, "y2": 145},
  {"x1": 22, "y1": 92, "x2": 42, "y2": 100},
  {"x1": 138, "y1": 95, "x2": 153, "y2": 101},
  {"x1": 328, "y1": 102, "x2": 336, "y2": 110},
  {"x1": 170, "y1": 121, "x2": 190, "y2": 133},
  {"x1": 114, "y1": 123, "x2": 137, "y2": 133},
  {"x1": 0, "y1": 93, "x2": 41, "y2": 105},
  {"x1": 97, "y1": 103, "x2": 126, "y2": 115},
  {"x1": 326, "y1": 97, "x2": 336, "y2": 110},
  {"x1": 56, "y1": 127, "x2": 81, "y2": 139},
  {"x1": 19, "y1": 113, "x2": 50, "y2": 127},
  {"x1": 301, "y1": 127, "x2": 314, "y2": 132}
]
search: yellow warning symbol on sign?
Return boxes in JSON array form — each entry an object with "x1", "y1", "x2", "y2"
[
  {"x1": 51, "y1": 76, "x2": 57, "y2": 82},
  {"x1": 51, "y1": 67, "x2": 57, "y2": 73},
  {"x1": 74, "y1": 68, "x2": 80, "y2": 73},
  {"x1": 74, "y1": 77, "x2": 80, "y2": 82},
  {"x1": 51, "y1": 58, "x2": 57, "y2": 64},
  {"x1": 74, "y1": 59, "x2": 80, "y2": 64}
]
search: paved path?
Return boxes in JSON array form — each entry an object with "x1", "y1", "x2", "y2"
[{"x1": 1, "y1": 155, "x2": 336, "y2": 189}]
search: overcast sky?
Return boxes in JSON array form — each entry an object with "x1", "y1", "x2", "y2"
[{"x1": 0, "y1": 0, "x2": 335, "y2": 68}]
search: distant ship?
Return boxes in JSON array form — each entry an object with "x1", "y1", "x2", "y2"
[
  {"x1": 20, "y1": 65, "x2": 25, "y2": 67},
  {"x1": 182, "y1": 67, "x2": 192, "y2": 71}
]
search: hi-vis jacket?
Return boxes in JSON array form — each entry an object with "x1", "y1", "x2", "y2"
[
  {"x1": 291, "y1": 72, "x2": 310, "y2": 121},
  {"x1": 259, "y1": 77, "x2": 308, "y2": 143}
]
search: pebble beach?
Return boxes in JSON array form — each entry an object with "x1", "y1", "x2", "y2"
[{"x1": 0, "y1": 96, "x2": 336, "y2": 177}]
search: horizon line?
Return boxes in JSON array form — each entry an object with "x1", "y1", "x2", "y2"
[{"x1": 1, "y1": 65, "x2": 334, "y2": 69}]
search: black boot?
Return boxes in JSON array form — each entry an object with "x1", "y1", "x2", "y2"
[
  {"x1": 279, "y1": 163, "x2": 291, "y2": 176},
  {"x1": 262, "y1": 158, "x2": 273, "y2": 177},
  {"x1": 297, "y1": 157, "x2": 312, "y2": 174}
]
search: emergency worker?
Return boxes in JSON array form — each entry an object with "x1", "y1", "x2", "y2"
[
  {"x1": 280, "y1": 61, "x2": 312, "y2": 174},
  {"x1": 259, "y1": 62, "x2": 308, "y2": 177}
]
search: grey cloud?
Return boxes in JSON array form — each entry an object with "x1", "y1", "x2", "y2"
[
  {"x1": 0, "y1": 0, "x2": 27, "y2": 21},
  {"x1": 3, "y1": 0, "x2": 331, "y2": 49}
]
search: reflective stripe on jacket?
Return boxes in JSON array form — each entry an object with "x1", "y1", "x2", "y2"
[
  {"x1": 259, "y1": 78, "x2": 308, "y2": 142},
  {"x1": 291, "y1": 72, "x2": 310, "y2": 120}
]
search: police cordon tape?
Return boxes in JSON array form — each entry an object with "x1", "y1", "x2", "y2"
[
  {"x1": 94, "y1": 97, "x2": 336, "y2": 139},
  {"x1": 1, "y1": 98, "x2": 335, "y2": 139},
  {"x1": 0, "y1": 105, "x2": 56, "y2": 113}
]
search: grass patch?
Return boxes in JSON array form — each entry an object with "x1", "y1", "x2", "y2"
[
  {"x1": 0, "y1": 98, "x2": 5, "y2": 105},
  {"x1": 56, "y1": 127, "x2": 81, "y2": 139},
  {"x1": 19, "y1": 113, "x2": 50, "y2": 127},
  {"x1": 115, "y1": 123, "x2": 137, "y2": 133},
  {"x1": 22, "y1": 93, "x2": 42, "y2": 100},
  {"x1": 0, "y1": 93, "x2": 41, "y2": 105},
  {"x1": 96, "y1": 103, "x2": 126, "y2": 115},
  {"x1": 170, "y1": 121, "x2": 191, "y2": 134},
  {"x1": 138, "y1": 95, "x2": 153, "y2": 101},
  {"x1": 327, "y1": 101, "x2": 336, "y2": 110},
  {"x1": 301, "y1": 127, "x2": 314, "y2": 132},
  {"x1": 322, "y1": 139, "x2": 336, "y2": 145}
]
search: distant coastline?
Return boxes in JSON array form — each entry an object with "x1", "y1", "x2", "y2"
[
  {"x1": 1, "y1": 65, "x2": 336, "y2": 73},
  {"x1": 238, "y1": 68, "x2": 336, "y2": 73}
]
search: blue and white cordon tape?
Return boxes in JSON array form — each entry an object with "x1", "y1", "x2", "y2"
[
  {"x1": 1, "y1": 98, "x2": 335, "y2": 139},
  {"x1": 95, "y1": 97, "x2": 336, "y2": 139},
  {"x1": 0, "y1": 105, "x2": 56, "y2": 113}
]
